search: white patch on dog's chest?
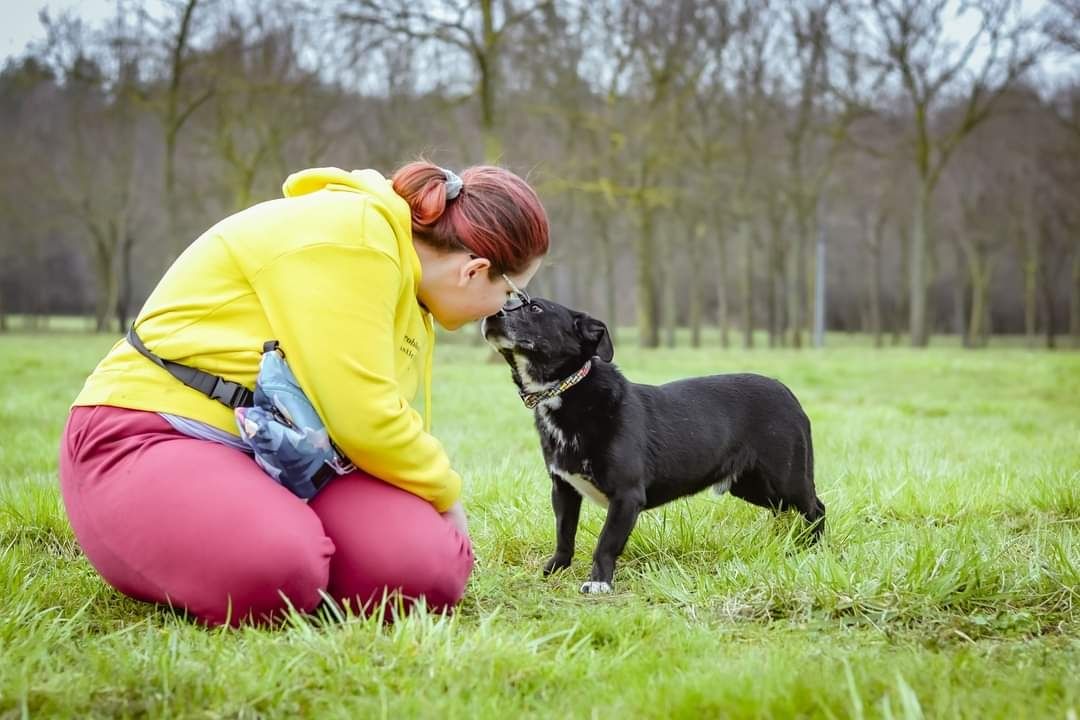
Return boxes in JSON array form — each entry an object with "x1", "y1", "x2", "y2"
[
  {"x1": 535, "y1": 397, "x2": 574, "y2": 450},
  {"x1": 550, "y1": 466, "x2": 609, "y2": 508}
]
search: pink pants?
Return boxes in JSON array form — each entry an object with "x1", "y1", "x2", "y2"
[{"x1": 58, "y1": 405, "x2": 474, "y2": 626}]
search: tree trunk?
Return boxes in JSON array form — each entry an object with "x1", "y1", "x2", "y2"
[
  {"x1": 788, "y1": 215, "x2": 808, "y2": 348},
  {"x1": 910, "y1": 185, "x2": 931, "y2": 347},
  {"x1": 689, "y1": 222, "x2": 704, "y2": 348},
  {"x1": 565, "y1": 201, "x2": 583, "y2": 310},
  {"x1": 570, "y1": 248, "x2": 586, "y2": 314},
  {"x1": 951, "y1": 242, "x2": 967, "y2": 342},
  {"x1": 1069, "y1": 246, "x2": 1079, "y2": 348},
  {"x1": 967, "y1": 266, "x2": 988, "y2": 349},
  {"x1": 115, "y1": 230, "x2": 136, "y2": 332},
  {"x1": 741, "y1": 219, "x2": 754, "y2": 349},
  {"x1": 163, "y1": 0, "x2": 202, "y2": 266},
  {"x1": 637, "y1": 204, "x2": 659, "y2": 348},
  {"x1": 893, "y1": 222, "x2": 910, "y2": 345},
  {"x1": 92, "y1": 241, "x2": 118, "y2": 333},
  {"x1": 813, "y1": 208, "x2": 827, "y2": 348},
  {"x1": 865, "y1": 214, "x2": 884, "y2": 349},
  {"x1": 715, "y1": 227, "x2": 730, "y2": 349},
  {"x1": 1023, "y1": 230, "x2": 1038, "y2": 348},
  {"x1": 662, "y1": 225, "x2": 677, "y2": 349},
  {"x1": 478, "y1": 0, "x2": 500, "y2": 163},
  {"x1": 871, "y1": 253, "x2": 883, "y2": 349},
  {"x1": 165, "y1": 128, "x2": 182, "y2": 267},
  {"x1": 595, "y1": 207, "x2": 618, "y2": 344},
  {"x1": 233, "y1": 166, "x2": 255, "y2": 213},
  {"x1": 1039, "y1": 266, "x2": 1057, "y2": 349},
  {"x1": 767, "y1": 215, "x2": 784, "y2": 348},
  {"x1": 953, "y1": 280, "x2": 966, "y2": 342},
  {"x1": 765, "y1": 221, "x2": 776, "y2": 348}
]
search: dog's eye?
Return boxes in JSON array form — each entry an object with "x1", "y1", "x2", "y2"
[{"x1": 528, "y1": 304, "x2": 543, "y2": 314}]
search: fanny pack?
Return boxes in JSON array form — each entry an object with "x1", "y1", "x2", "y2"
[{"x1": 127, "y1": 327, "x2": 354, "y2": 499}]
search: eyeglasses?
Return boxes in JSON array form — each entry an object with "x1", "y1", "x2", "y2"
[{"x1": 502, "y1": 273, "x2": 531, "y2": 311}]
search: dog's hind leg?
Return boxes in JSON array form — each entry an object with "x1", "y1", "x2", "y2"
[
  {"x1": 783, "y1": 435, "x2": 824, "y2": 542},
  {"x1": 728, "y1": 467, "x2": 784, "y2": 512}
]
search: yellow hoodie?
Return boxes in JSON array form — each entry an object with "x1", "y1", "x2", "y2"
[{"x1": 73, "y1": 168, "x2": 461, "y2": 511}]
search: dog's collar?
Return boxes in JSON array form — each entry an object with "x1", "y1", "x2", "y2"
[{"x1": 520, "y1": 359, "x2": 593, "y2": 409}]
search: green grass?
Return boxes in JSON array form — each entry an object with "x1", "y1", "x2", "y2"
[{"x1": 1, "y1": 332, "x2": 1078, "y2": 718}]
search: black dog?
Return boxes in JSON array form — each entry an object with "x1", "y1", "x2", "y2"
[{"x1": 482, "y1": 298, "x2": 824, "y2": 594}]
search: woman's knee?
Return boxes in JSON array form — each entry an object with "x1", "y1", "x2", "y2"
[
  {"x1": 192, "y1": 531, "x2": 334, "y2": 626},
  {"x1": 339, "y1": 529, "x2": 474, "y2": 616},
  {"x1": 402, "y1": 528, "x2": 475, "y2": 612},
  {"x1": 311, "y1": 474, "x2": 475, "y2": 615}
]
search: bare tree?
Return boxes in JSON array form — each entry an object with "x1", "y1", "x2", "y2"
[
  {"x1": 722, "y1": 0, "x2": 781, "y2": 349},
  {"x1": 943, "y1": 160, "x2": 1011, "y2": 346},
  {"x1": 140, "y1": 0, "x2": 214, "y2": 263},
  {"x1": 196, "y1": 15, "x2": 338, "y2": 213},
  {"x1": 1041, "y1": 5, "x2": 1080, "y2": 345},
  {"x1": 34, "y1": 12, "x2": 147, "y2": 332},
  {"x1": 1027, "y1": 149, "x2": 1079, "y2": 349},
  {"x1": 586, "y1": 0, "x2": 714, "y2": 347},
  {"x1": 1044, "y1": 0, "x2": 1080, "y2": 53},
  {"x1": 0, "y1": 0, "x2": 1070, "y2": 339},
  {"x1": 338, "y1": 0, "x2": 553, "y2": 162},
  {"x1": 779, "y1": 0, "x2": 849, "y2": 347},
  {"x1": 863, "y1": 0, "x2": 1041, "y2": 346},
  {"x1": 0, "y1": 57, "x2": 61, "y2": 330},
  {"x1": 857, "y1": 202, "x2": 890, "y2": 348},
  {"x1": 677, "y1": 2, "x2": 736, "y2": 347}
]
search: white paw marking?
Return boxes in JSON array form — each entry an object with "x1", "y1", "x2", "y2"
[
  {"x1": 550, "y1": 466, "x2": 609, "y2": 507},
  {"x1": 580, "y1": 581, "x2": 613, "y2": 594}
]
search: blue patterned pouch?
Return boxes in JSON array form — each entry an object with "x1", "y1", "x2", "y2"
[{"x1": 235, "y1": 342, "x2": 355, "y2": 499}]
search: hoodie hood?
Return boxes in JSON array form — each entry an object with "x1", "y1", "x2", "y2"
[
  {"x1": 282, "y1": 166, "x2": 419, "y2": 286},
  {"x1": 282, "y1": 167, "x2": 408, "y2": 215}
]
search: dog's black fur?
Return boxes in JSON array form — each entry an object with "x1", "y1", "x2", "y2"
[{"x1": 482, "y1": 298, "x2": 824, "y2": 593}]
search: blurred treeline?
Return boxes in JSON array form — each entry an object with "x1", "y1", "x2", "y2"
[{"x1": 0, "y1": 0, "x2": 1078, "y2": 348}]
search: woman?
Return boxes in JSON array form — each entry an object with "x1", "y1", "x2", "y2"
[{"x1": 58, "y1": 161, "x2": 548, "y2": 626}]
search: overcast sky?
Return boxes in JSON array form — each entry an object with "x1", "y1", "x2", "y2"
[
  {"x1": 3, "y1": 0, "x2": 112, "y2": 60},
  {"x1": 1, "y1": 0, "x2": 1072, "y2": 79}
]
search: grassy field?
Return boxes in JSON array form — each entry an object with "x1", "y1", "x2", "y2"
[{"x1": 1, "y1": 332, "x2": 1078, "y2": 719}]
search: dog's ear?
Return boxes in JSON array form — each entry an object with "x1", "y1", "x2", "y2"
[{"x1": 575, "y1": 313, "x2": 614, "y2": 362}]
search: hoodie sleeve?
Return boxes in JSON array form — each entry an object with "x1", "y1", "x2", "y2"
[{"x1": 250, "y1": 240, "x2": 461, "y2": 512}]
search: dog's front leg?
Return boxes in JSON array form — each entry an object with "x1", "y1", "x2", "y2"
[
  {"x1": 544, "y1": 475, "x2": 582, "y2": 576},
  {"x1": 582, "y1": 493, "x2": 644, "y2": 594}
]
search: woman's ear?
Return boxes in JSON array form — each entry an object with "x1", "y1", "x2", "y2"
[{"x1": 459, "y1": 254, "x2": 491, "y2": 286}]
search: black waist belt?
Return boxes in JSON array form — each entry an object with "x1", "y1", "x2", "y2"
[{"x1": 126, "y1": 326, "x2": 254, "y2": 409}]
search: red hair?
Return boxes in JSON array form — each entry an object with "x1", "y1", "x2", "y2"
[{"x1": 391, "y1": 160, "x2": 549, "y2": 276}]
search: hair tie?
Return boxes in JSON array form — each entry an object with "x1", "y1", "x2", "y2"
[{"x1": 440, "y1": 167, "x2": 463, "y2": 200}]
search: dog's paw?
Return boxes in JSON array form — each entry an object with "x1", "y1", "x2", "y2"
[
  {"x1": 580, "y1": 581, "x2": 613, "y2": 594},
  {"x1": 543, "y1": 555, "x2": 572, "y2": 576}
]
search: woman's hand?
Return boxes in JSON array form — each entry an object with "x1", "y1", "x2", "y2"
[{"x1": 442, "y1": 500, "x2": 469, "y2": 537}]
